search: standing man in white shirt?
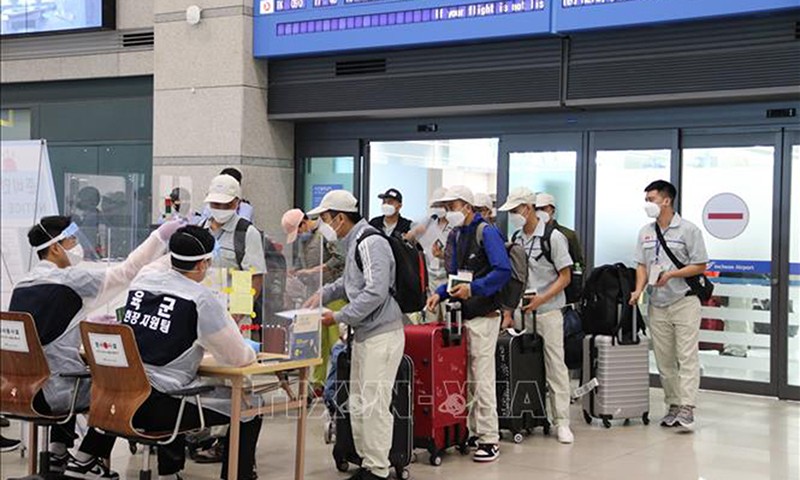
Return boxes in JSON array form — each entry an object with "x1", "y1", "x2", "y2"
[
  {"x1": 498, "y1": 186, "x2": 575, "y2": 445},
  {"x1": 630, "y1": 180, "x2": 709, "y2": 433}
]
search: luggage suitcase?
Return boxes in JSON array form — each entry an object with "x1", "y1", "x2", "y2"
[
  {"x1": 332, "y1": 344, "x2": 414, "y2": 480},
  {"x1": 582, "y1": 305, "x2": 650, "y2": 429},
  {"x1": 496, "y1": 310, "x2": 550, "y2": 443},
  {"x1": 404, "y1": 302, "x2": 470, "y2": 466}
]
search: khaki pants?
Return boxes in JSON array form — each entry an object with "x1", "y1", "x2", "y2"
[
  {"x1": 536, "y1": 309, "x2": 571, "y2": 427},
  {"x1": 466, "y1": 315, "x2": 501, "y2": 444},
  {"x1": 350, "y1": 328, "x2": 405, "y2": 478},
  {"x1": 648, "y1": 296, "x2": 702, "y2": 407}
]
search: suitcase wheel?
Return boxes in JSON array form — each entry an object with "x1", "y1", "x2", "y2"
[
  {"x1": 396, "y1": 467, "x2": 410, "y2": 480},
  {"x1": 543, "y1": 423, "x2": 551, "y2": 436},
  {"x1": 429, "y1": 454, "x2": 443, "y2": 467},
  {"x1": 583, "y1": 410, "x2": 592, "y2": 425},
  {"x1": 642, "y1": 412, "x2": 650, "y2": 425},
  {"x1": 602, "y1": 418, "x2": 612, "y2": 429},
  {"x1": 336, "y1": 460, "x2": 349, "y2": 473},
  {"x1": 512, "y1": 432, "x2": 524, "y2": 444},
  {"x1": 457, "y1": 442, "x2": 470, "y2": 455}
]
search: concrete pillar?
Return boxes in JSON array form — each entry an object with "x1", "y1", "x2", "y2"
[{"x1": 152, "y1": 0, "x2": 293, "y2": 233}]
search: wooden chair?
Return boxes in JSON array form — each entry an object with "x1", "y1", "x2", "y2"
[
  {"x1": 0, "y1": 311, "x2": 89, "y2": 478},
  {"x1": 79, "y1": 321, "x2": 213, "y2": 480}
]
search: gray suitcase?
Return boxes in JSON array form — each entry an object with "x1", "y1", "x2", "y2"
[{"x1": 582, "y1": 305, "x2": 650, "y2": 428}]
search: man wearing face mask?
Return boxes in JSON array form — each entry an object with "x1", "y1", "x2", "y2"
[
  {"x1": 499, "y1": 187, "x2": 575, "y2": 445},
  {"x1": 202, "y1": 174, "x2": 266, "y2": 324},
  {"x1": 473, "y1": 192, "x2": 497, "y2": 226},
  {"x1": 369, "y1": 188, "x2": 413, "y2": 238},
  {"x1": 425, "y1": 185, "x2": 511, "y2": 463},
  {"x1": 302, "y1": 190, "x2": 404, "y2": 480},
  {"x1": 631, "y1": 180, "x2": 708, "y2": 433},
  {"x1": 8, "y1": 215, "x2": 181, "y2": 478},
  {"x1": 534, "y1": 193, "x2": 585, "y2": 270},
  {"x1": 123, "y1": 225, "x2": 261, "y2": 480},
  {"x1": 282, "y1": 208, "x2": 344, "y2": 286}
]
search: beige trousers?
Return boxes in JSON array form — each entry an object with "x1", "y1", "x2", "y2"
[
  {"x1": 466, "y1": 315, "x2": 501, "y2": 444},
  {"x1": 648, "y1": 296, "x2": 702, "y2": 407},
  {"x1": 536, "y1": 309, "x2": 571, "y2": 427},
  {"x1": 350, "y1": 328, "x2": 406, "y2": 478}
]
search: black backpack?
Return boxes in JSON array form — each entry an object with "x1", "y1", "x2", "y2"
[
  {"x1": 475, "y1": 223, "x2": 527, "y2": 310},
  {"x1": 356, "y1": 229, "x2": 429, "y2": 314},
  {"x1": 513, "y1": 223, "x2": 584, "y2": 304},
  {"x1": 232, "y1": 218, "x2": 287, "y2": 311},
  {"x1": 580, "y1": 263, "x2": 644, "y2": 340}
]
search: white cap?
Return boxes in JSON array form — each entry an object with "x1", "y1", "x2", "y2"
[
  {"x1": 204, "y1": 174, "x2": 241, "y2": 204},
  {"x1": 498, "y1": 186, "x2": 536, "y2": 212},
  {"x1": 535, "y1": 192, "x2": 556, "y2": 208},
  {"x1": 473, "y1": 192, "x2": 493, "y2": 209},
  {"x1": 429, "y1": 186, "x2": 449, "y2": 207},
  {"x1": 307, "y1": 189, "x2": 359, "y2": 217},
  {"x1": 439, "y1": 185, "x2": 475, "y2": 205}
]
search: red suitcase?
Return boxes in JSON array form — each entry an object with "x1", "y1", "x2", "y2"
[{"x1": 404, "y1": 302, "x2": 470, "y2": 466}]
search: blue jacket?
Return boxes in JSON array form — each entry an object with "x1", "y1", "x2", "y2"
[{"x1": 436, "y1": 214, "x2": 511, "y2": 316}]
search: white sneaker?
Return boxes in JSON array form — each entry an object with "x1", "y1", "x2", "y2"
[{"x1": 556, "y1": 425, "x2": 574, "y2": 444}]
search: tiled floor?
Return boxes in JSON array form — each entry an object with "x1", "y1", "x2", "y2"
[{"x1": 1, "y1": 389, "x2": 798, "y2": 480}]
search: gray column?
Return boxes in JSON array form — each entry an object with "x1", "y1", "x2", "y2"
[{"x1": 152, "y1": 0, "x2": 293, "y2": 232}]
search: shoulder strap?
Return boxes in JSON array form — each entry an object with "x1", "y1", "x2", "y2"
[
  {"x1": 511, "y1": 229, "x2": 521, "y2": 243},
  {"x1": 539, "y1": 223, "x2": 555, "y2": 266},
  {"x1": 233, "y1": 218, "x2": 251, "y2": 270},
  {"x1": 475, "y1": 221, "x2": 488, "y2": 246},
  {"x1": 355, "y1": 229, "x2": 385, "y2": 271},
  {"x1": 655, "y1": 223, "x2": 685, "y2": 269}
]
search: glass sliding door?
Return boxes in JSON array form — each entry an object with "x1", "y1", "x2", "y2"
[
  {"x1": 681, "y1": 131, "x2": 778, "y2": 391},
  {"x1": 589, "y1": 131, "x2": 674, "y2": 269},
  {"x1": 296, "y1": 140, "x2": 360, "y2": 212},
  {"x1": 785, "y1": 130, "x2": 800, "y2": 396},
  {"x1": 501, "y1": 133, "x2": 583, "y2": 233}
]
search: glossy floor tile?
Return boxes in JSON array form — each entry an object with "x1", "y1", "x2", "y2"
[{"x1": 1, "y1": 389, "x2": 798, "y2": 480}]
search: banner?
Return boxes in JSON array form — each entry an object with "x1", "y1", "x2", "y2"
[{"x1": 1, "y1": 140, "x2": 58, "y2": 309}]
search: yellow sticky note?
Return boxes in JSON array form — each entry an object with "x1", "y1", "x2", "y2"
[{"x1": 229, "y1": 270, "x2": 254, "y2": 315}]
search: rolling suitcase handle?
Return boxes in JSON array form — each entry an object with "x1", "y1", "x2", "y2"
[
  {"x1": 614, "y1": 304, "x2": 641, "y2": 346},
  {"x1": 444, "y1": 301, "x2": 464, "y2": 346}
]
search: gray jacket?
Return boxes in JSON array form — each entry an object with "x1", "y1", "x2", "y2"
[{"x1": 321, "y1": 219, "x2": 403, "y2": 342}]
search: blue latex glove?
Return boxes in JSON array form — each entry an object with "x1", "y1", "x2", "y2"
[{"x1": 245, "y1": 339, "x2": 261, "y2": 353}]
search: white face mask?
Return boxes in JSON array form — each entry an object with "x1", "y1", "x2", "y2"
[
  {"x1": 381, "y1": 204, "x2": 397, "y2": 217},
  {"x1": 644, "y1": 202, "x2": 661, "y2": 219},
  {"x1": 430, "y1": 207, "x2": 446, "y2": 219},
  {"x1": 536, "y1": 210, "x2": 551, "y2": 224},
  {"x1": 210, "y1": 208, "x2": 235, "y2": 224},
  {"x1": 509, "y1": 213, "x2": 527, "y2": 229},
  {"x1": 318, "y1": 219, "x2": 338, "y2": 242},
  {"x1": 63, "y1": 243, "x2": 84, "y2": 266},
  {"x1": 446, "y1": 210, "x2": 466, "y2": 228}
]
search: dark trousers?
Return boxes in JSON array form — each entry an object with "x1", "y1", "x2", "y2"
[
  {"x1": 32, "y1": 392, "x2": 116, "y2": 458},
  {"x1": 132, "y1": 389, "x2": 262, "y2": 479}
]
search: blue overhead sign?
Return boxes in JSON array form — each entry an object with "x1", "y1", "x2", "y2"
[
  {"x1": 254, "y1": 0, "x2": 550, "y2": 57},
  {"x1": 554, "y1": 0, "x2": 800, "y2": 32},
  {"x1": 253, "y1": 0, "x2": 800, "y2": 57}
]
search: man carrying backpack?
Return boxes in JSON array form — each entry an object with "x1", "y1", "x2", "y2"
[
  {"x1": 499, "y1": 187, "x2": 575, "y2": 445},
  {"x1": 425, "y1": 185, "x2": 511, "y2": 463},
  {"x1": 303, "y1": 189, "x2": 404, "y2": 480},
  {"x1": 196, "y1": 174, "x2": 266, "y2": 464}
]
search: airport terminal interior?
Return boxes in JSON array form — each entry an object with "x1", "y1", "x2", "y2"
[{"x1": 1, "y1": 1, "x2": 799, "y2": 479}]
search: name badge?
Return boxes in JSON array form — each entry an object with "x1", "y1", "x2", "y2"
[{"x1": 457, "y1": 270, "x2": 474, "y2": 282}]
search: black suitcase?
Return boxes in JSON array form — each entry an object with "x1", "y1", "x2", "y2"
[
  {"x1": 495, "y1": 311, "x2": 550, "y2": 443},
  {"x1": 332, "y1": 347, "x2": 414, "y2": 480}
]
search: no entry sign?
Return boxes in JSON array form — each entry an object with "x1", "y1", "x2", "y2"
[{"x1": 702, "y1": 193, "x2": 749, "y2": 240}]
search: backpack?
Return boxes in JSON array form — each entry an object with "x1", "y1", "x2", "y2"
[
  {"x1": 580, "y1": 263, "x2": 644, "y2": 340},
  {"x1": 475, "y1": 223, "x2": 528, "y2": 310},
  {"x1": 355, "y1": 229, "x2": 429, "y2": 314},
  {"x1": 232, "y1": 218, "x2": 287, "y2": 311},
  {"x1": 512, "y1": 223, "x2": 584, "y2": 304}
]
